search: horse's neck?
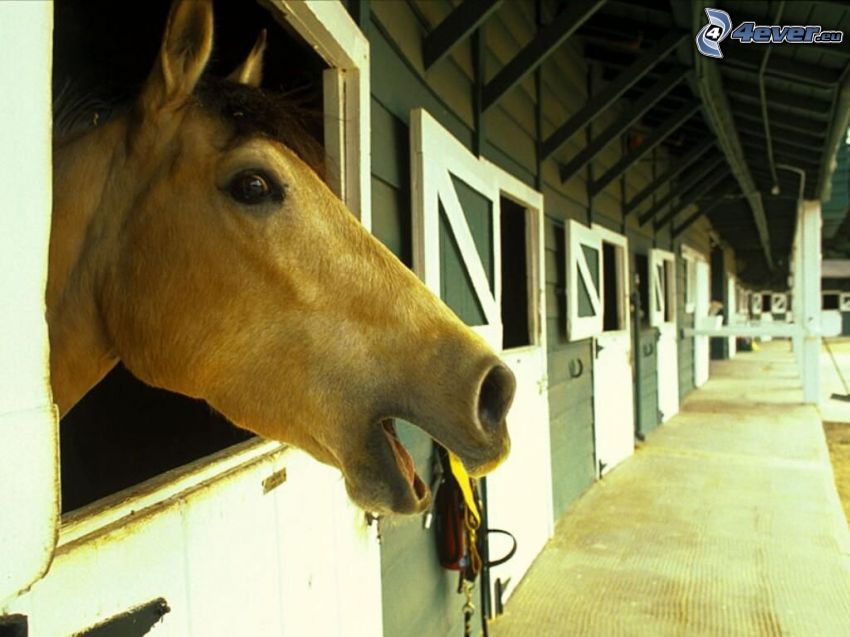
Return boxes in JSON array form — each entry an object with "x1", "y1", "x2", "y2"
[{"x1": 48, "y1": 121, "x2": 127, "y2": 415}]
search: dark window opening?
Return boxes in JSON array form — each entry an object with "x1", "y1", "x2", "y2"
[
  {"x1": 553, "y1": 224, "x2": 568, "y2": 342},
  {"x1": 500, "y1": 197, "x2": 532, "y2": 348},
  {"x1": 602, "y1": 242, "x2": 621, "y2": 332},
  {"x1": 55, "y1": 0, "x2": 328, "y2": 513},
  {"x1": 635, "y1": 253, "x2": 650, "y2": 328},
  {"x1": 663, "y1": 261, "x2": 674, "y2": 323},
  {"x1": 824, "y1": 294, "x2": 840, "y2": 310},
  {"x1": 762, "y1": 294, "x2": 772, "y2": 313},
  {"x1": 684, "y1": 260, "x2": 693, "y2": 307}
]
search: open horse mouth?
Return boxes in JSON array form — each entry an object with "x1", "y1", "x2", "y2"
[
  {"x1": 335, "y1": 361, "x2": 514, "y2": 515},
  {"x1": 381, "y1": 419, "x2": 429, "y2": 507},
  {"x1": 361, "y1": 362, "x2": 515, "y2": 515}
]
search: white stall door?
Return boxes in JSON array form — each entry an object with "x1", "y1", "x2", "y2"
[{"x1": 593, "y1": 331, "x2": 635, "y2": 474}]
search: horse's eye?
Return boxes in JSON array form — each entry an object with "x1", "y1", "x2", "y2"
[{"x1": 228, "y1": 171, "x2": 283, "y2": 205}]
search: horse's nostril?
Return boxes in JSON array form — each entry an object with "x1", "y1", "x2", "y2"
[{"x1": 477, "y1": 363, "x2": 516, "y2": 433}]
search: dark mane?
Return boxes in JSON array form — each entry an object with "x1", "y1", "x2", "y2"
[
  {"x1": 194, "y1": 77, "x2": 326, "y2": 179},
  {"x1": 53, "y1": 79, "x2": 123, "y2": 141},
  {"x1": 54, "y1": 76, "x2": 326, "y2": 180}
]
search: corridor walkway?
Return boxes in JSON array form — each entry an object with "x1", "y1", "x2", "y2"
[{"x1": 489, "y1": 342, "x2": 850, "y2": 636}]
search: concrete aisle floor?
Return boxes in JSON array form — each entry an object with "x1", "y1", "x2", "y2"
[{"x1": 488, "y1": 342, "x2": 850, "y2": 637}]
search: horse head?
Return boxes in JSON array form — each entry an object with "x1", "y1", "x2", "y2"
[{"x1": 48, "y1": 0, "x2": 515, "y2": 514}]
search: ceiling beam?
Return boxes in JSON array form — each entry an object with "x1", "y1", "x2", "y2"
[
  {"x1": 558, "y1": 67, "x2": 686, "y2": 181},
  {"x1": 737, "y1": 128, "x2": 826, "y2": 154},
  {"x1": 541, "y1": 30, "x2": 688, "y2": 160},
  {"x1": 624, "y1": 138, "x2": 715, "y2": 215},
  {"x1": 724, "y1": 47, "x2": 842, "y2": 88},
  {"x1": 423, "y1": 0, "x2": 503, "y2": 69},
  {"x1": 739, "y1": 136, "x2": 823, "y2": 163},
  {"x1": 481, "y1": 0, "x2": 606, "y2": 111},
  {"x1": 731, "y1": 102, "x2": 828, "y2": 137},
  {"x1": 672, "y1": 194, "x2": 729, "y2": 240},
  {"x1": 721, "y1": 79, "x2": 833, "y2": 120},
  {"x1": 638, "y1": 155, "x2": 725, "y2": 226},
  {"x1": 817, "y1": 74, "x2": 850, "y2": 200},
  {"x1": 770, "y1": 152, "x2": 822, "y2": 171},
  {"x1": 653, "y1": 170, "x2": 730, "y2": 231},
  {"x1": 578, "y1": 13, "x2": 669, "y2": 45},
  {"x1": 587, "y1": 101, "x2": 700, "y2": 195}
]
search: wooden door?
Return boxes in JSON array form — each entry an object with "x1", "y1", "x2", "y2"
[
  {"x1": 589, "y1": 224, "x2": 634, "y2": 475},
  {"x1": 651, "y1": 249, "x2": 679, "y2": 421}
]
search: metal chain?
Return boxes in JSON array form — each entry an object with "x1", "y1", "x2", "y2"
[{"x1": 462, "y1": 578, "x2": 475, "y2": 637}]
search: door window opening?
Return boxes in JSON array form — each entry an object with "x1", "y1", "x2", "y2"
[
  {"x1": 602, "y1": 241, "x2": 624, "y2": 332},
  {"x1": 824, "y1": 293, "x2": 840, "y2": 310},
  {"x1": 684, "y1": 258, "x2": 696, "y2": 313},
  {"x1": 500, "y1": 197, "x2": 532, "y2": 348},
  {"x1": 663, "y1": 261, "x2": 675, "y2": 323},
  {"x1": 635, "y1": 253, "x2": 650, "y2": 328}
]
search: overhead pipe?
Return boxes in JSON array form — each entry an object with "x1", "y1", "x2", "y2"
[
  {"x1": 759, "y1": 1, "x2": 784, "y2": 195},
  {"x1": 775, "y1": 163, "x2": 806, "y2": 206},
  {"x1": 776, "y1": 163, "x2": 806, "y2": 367}
]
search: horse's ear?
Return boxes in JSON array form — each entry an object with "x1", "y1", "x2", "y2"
[
  {"x1": 140, "y1": 0, "x2": 213, "y2": 115},
  {"x1": 226, "y1": 30, "x2": 267, "y2": 87}
]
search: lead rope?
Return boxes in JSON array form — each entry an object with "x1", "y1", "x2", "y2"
[
  {"x1": 449, "y1": 453, "x2": 482, "y2": 637},
  {"x1": 429, "y1": 446, "x2": 491, "y2": 636}
]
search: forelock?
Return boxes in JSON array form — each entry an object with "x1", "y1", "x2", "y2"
[{"x1": 194, "y1": 77, "x2": 325, "y2": 178}]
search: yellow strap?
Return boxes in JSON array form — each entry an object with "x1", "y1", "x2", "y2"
[{"x1": 448, "y1": 452, "x2": 480, "y2": 528}]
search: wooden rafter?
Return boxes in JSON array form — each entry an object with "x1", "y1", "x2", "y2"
[
  {"x1": 623, "y1": 138, "x2": 715, "y2": 215},
  {"x1": 637, "y1": 155, "x2": 725, "y2": 226},
  {"x1": 654, "y1": 170, "x2": 730, "y2": 231},
  {"x1": 423, "y1": 0, "x2": 503, "y2": 69},
  {"x1": 731, "y1": 102, "x2": 828, "y2": 137},
  {"x1": 482, "y1": 0, "x2": 606, "y2": 111},
  {"x1": 559, "y1": 67, "x2": 686, "y2": 181},
  {"x1": 541, "y1": 30, "x2": 688, "y2": 160},
  {"x1": 588, "y1": 101, "x2": 700, "y2": 195}
]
